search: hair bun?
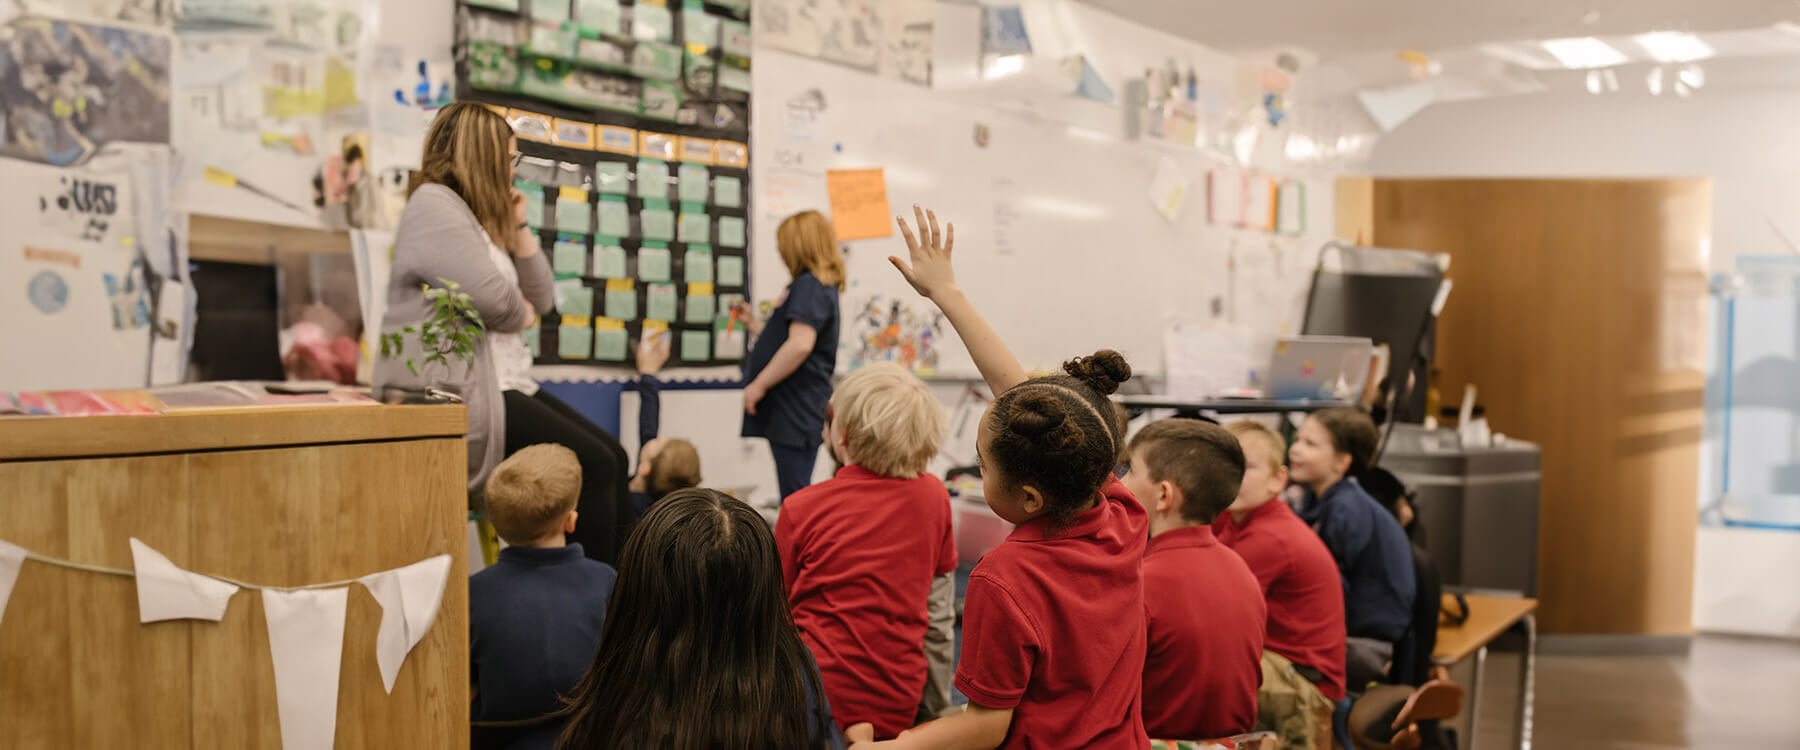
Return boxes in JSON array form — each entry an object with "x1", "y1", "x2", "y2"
[
  {"x1": 1062, "y1": 350, "x2": 1132, "y2": 396},
  {"x1": 1005, "y1": 390, "x2": 1082, "y2": 452}
]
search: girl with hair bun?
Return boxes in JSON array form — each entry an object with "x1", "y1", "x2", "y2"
[{"x1": 846, "y1": 207, "x2": 1150, "y2": 749}]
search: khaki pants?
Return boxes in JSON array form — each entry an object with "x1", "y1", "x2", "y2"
[{"x1": 1256, "y1": 651, "x2": 1334, "y2": 750}]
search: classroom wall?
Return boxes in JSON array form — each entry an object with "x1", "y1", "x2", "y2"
[{"x1": 1365, "y1": 80, "x2": 1800, "y2": 638}]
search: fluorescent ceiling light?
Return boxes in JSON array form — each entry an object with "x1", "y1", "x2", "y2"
[
  {"x1": 1641, "y1": 31, "x2": 1706, "y2": 62},
  {"x1": 1540, "y1": 37, "x2": 1628, "y2": 69},
  {"x1": 1635, "y1": 31, "x2": 1713, "y2": 63},
  {"x1": 984, "y1": 54, "x2": 1026, "y2": 79}
]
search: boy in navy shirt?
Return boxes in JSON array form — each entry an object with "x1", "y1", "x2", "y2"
[{"x1": 470, "y1": 443, "x2": 618, "y2": 749}]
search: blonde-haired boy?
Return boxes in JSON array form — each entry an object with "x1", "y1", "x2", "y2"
[
  {"x1": 470, "y1": 444, "x2": 618, "y2": 746},
  {"x1": 776, "y1": 363, "x2": 958, "y2": 738},
  {"x1": 1214, "y1": 422, "x2": 1346, "y2": 750}
]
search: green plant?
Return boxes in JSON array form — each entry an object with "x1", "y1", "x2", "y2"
[{"x1": 380, "y1": 278, "x2": 486, "y2": 378}]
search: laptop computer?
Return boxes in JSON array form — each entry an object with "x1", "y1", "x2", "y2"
[{"x1": 1266, "y1": 335, "x2": 1375, "y2": 401}]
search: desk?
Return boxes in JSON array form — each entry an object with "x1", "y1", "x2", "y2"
[
  {"x1": 1435, "y1": 594, "x2": 1538, "y2": 750},
  {"x1": 0, "y1": 404, "x2": 469, "y2": 748}
]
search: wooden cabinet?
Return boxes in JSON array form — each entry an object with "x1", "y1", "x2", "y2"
[
  {"x1": 0, "y1": 405, "x2": 469, "y2": 747},
  {"x1": 1338, "y1": 177, "x2": 1709, "y2": 637}
]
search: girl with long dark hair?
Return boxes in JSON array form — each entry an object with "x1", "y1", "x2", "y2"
[{"x1": 558, "y1": 488, "x2": 844, "y2": 750}]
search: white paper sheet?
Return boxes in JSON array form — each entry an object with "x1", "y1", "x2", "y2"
[
  {"x1": 263, "y1": 587, "x2": 349, "y2": 750},
  {"x1": 1148, "y1": 158, "x2": 1189, "y2": 224},
  {"x1": 358, "y1": 554, "x2": 452, "y2": 693},
  {"x1": 0, "y1": 540, "x2": 25, "y2": 627},
  {"x1": 130, "y1": 538, "x2": 239, "y2": 623}
]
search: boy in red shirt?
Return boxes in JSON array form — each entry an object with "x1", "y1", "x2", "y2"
[
  {"x1": 1124, "y1": 419, "x2": 1266, "y2": 741},
  {"x1": 1215, "y1": 421, "x2": 1347, "y2": 750},
  {"x1": 778, "y1": 361, "x2": 957, "y2": 738},
  {"x1": 848, "y1": 207, "x2": 1149, "y2": 749}
]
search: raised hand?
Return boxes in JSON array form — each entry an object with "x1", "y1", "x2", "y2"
[
  {"x1": 636, "y1": 329, "x2": 671, "y2": 375},
  {"x1": 890, "y1": 205, "x2": 956, "y2": 300}
]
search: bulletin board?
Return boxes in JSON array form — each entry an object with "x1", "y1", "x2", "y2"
[{"x1": 456, "y1": 0, "x2": 752, "y2": 374}]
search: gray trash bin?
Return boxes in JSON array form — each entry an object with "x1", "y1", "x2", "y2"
[{"x1": 1380, "y1": 424, "x2": 1542, "y2": 596}]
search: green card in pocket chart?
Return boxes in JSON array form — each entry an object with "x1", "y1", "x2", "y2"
[
  {"x1": 594, "y1": 317, "x2": 628, "y2": 361},
  {"x1": 646, "y1": 282, "x2": 678, "y2": 321},
  {"x1": 713, "y1": 175, "x2": 742, "y2": 208},
  {"x1": 717, "y1": 215, "x2": 745, "y2": 248},
  {"x1": 637, "y1": 244, "x2": 672, "y2": 282},
  {"x1": 713, "y1": 312, "x2": 745, "y2": 360},
  {"x1": 552, "y1": 236, "x2": 587, "y2": 275},
  {"x1": 685, "y1": 282, "x2": 714, "y2": 324},
  {"x1": 684, "y1": 246, "x2": 713, "y2": 284},
  {"x1": 517, "y1": 180, "x2": 547, "y2": 227},
  {"x1": 716, "y1": 254, "x2": 744, "y2": 287},
  {"x1": 678, "y1": 207, "x2": 712, "y2": 244},
  {"x1": 559, "y1": 315, "x2": 593, "y2": 359},
  {"x1": 678, "y1": 164, "x2": 710, "y2": 203},
  {"x1": 555, "y1": 186, "x2": 591, "y2": 234},
  {"x1": 593, "y1": 242, "x2": 628, "y2": 278},
  {"x1": 598, "y1": 196, "x2": 631, "y2": 237},
  {"x1": 637, "y1": 160, "x2": 671, "y2": 199},
  {"x1": 681, "y1": 329, "x2": 710, "y2": 362},
  {"x1": 596, "y1": 161, "x2": 631, "y2": 194},
  {"x1": 604, "y1": 278, "x2": 637, "y2": 320},
  {"x1": 555, "y1": 279, "x2": 594, "y2": 317},
  {"x1": 640, "y1": 202, "x2": 675, "y2": 241}
]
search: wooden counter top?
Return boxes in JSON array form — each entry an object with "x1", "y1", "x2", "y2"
[{"x1": 0, "y1": 404, "x2": 466, "y2": 461}]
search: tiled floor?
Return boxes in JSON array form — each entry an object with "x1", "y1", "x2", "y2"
[{"x1": 1450, "y1": 635, "x2": 1800, "y2": 750}]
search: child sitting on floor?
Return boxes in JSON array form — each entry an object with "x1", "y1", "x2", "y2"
[
  {"x1": 847, "y1": 206, "x2": 1149, "y2": 749},
  {"x1": 1217, "y1": 421, "x2": 1347, "y2": 750},
  {"x1": 469, "y1": 444, "x2": 617, "y2": 750},
  {"x1": 777, "y1": 361, "x2": 957, "y2": 738},
  {"x1": 1124, "y1": 418, "x2": 1266, "y2": 741},
  {"x1": 1288, "y1": 407, "x2": 1415, "y2": 691},
  {"x1": 626, "y1": 331, "x2": 701, "y2": 526}
]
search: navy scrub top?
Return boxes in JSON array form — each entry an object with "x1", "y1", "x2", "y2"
[{"x1": 742, "y1": 271, "x2": 840, "y2": 448}]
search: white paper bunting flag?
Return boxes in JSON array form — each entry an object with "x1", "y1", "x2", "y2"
[
  {"x1": 0, "y1": 540, "x2": 26, "y2": 627},
  {"x1": 130, "y1": 538, "x2": 238, "y2": 623},
  {"x1": 358, "y1": 554, "x2": 452, "y2": 693},
  {"x1": 263, "y1": 587, "x2": 349, "y2": 750}
]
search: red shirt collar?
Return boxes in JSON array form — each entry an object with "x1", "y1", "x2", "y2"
[
  {"x1": 834, "y1": 464, "x2": 881, "y2": 481},
  {"x1": 1146, "y1": 523, "x2": 1219, "y2": 555},
  {"x1": 1230, "y1": 496, "x2": 1289, "y2": 528},
  {"x1": 1006, "y1": 479, "x2": 1130, "y2": 542}
]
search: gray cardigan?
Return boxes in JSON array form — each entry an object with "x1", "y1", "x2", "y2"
[{"x1": 374, "y1": 184, "x2": 555, "y2": 491}]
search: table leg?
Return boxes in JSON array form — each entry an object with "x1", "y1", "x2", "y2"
[
  {"x1": 1514, "y1": 614, "x2": 1536, "y2": 750},
  {"x1": 1468, "y1": 645, "x2": 1488, "y2": 749}
]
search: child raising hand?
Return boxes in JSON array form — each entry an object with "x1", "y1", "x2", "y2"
[{"x1": 848, "y1": 207, "x2": 1150, "y2": 749}]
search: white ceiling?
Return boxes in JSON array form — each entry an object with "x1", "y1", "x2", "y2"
[{"x1": 1074, "y1": 0, "x2": 1800, "y2": 60}]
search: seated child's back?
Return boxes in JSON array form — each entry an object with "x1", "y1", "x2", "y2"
[
  {"x1": 470, "y1": 444, "x2": 617, "y2": 748},
  {"x1": 778, "y1": 363, "x2": 956, "y2": 737},
  {"x1": 1125, "y1": 419, "x2": 1266, "y2": 740}
]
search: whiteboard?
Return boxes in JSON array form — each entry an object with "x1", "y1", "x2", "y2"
[{"x1": 748, "y1": 2, "x2": 1333, "y2": 379}]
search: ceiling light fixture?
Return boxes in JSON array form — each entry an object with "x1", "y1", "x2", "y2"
[
  {"x1": 1678, "y1": 64, "x2": 1705, "y2": 90},
  {"x1": 1634, "y1": 31, "x2": 1714, "y2": 63},
  {"x1": 1647, "y1": 66, "x2": 1664, "y2": 96},
  {"x1": 1541, "y1": 37, "x2": 1629, "y2": 69},
  {"x1": 1603, "y1": 69, "x2": 1619, "y2": 93},
  {"x1": 1587, "y1": 70, "x2": 1603, "y2": 94}
]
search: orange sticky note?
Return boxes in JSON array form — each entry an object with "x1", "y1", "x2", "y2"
[{"x1": 826, "y1": 168, "x2": 893, "y2": 242}]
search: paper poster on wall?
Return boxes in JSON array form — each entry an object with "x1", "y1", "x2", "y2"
[
  {"x1": 825, "y1": 168, "x2": 892, "y2": 241},
  {"x1": 756, "y1": 0, "x2": 934, "y2": 85},
  {"x1": 0, "y1": 18, "x2": 172, "y2": 167},
  {"x1": 846, "y1": 293, "x2": 943, "y2": 374}
]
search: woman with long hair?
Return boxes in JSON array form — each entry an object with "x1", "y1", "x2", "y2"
[
  {"x1": 376, "y1": 101, "x2": 632, "y2": 565},
  {"x1": 737, "y1": 210, "x2": 846, "y2": 500},
  {"x1": 558, "y1": 488, "x2": 845, "y2": 750}
]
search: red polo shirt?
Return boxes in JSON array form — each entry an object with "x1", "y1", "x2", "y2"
[
  {"x1": 1141, "y1": 524, "x2": 1266, "y2": 740},
  {"x1": 777, "y1": 465, "x2": 957, "y2": 737},
  {"x1": 955, "y1": 476, "x2": 1151, "y2": 749},
  {"x1": 1212, "y1": 498, "x2": 1348, "y2": 700}
]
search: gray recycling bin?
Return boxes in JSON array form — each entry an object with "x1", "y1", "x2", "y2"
[{"x1": 1380, "y1": 424, "x2": 1542, "y2": 597}]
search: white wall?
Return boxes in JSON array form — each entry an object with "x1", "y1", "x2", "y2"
[
  {"x1": 1366, "y1": 80, "x2": 1800, "y2": 638},
  {"x1": 1366, "y1": 83, "x2": 1800, "y2": 272}
]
